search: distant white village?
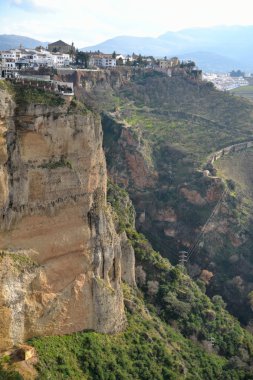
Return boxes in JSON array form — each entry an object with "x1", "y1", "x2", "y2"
[{"x1": 202, "y1": 72, "x2": 249, "y2": 91}]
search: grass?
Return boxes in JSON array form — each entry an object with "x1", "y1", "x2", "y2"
[
  {"x1": 12, "y1": 83, "x2": 65, "y2": 106},
  {"x1": 39, "y1": 157, "x2": 72, "y2": 170},
  {"x1": 232, "y1": 86, "x2": 253, "y2": 93},
  {"x1": 107, "y1": 180, "x2": 136, "y2": 232},
  {"x1": 68, "y1": 98, "x2": 89, "y2": 115},
  {"x1": 230, "y1": 86, "x2": 253, "y2": 101},
  {"x1": 0, "y1": 79, "x2": 14, "y2": 94},
  {"x1": 215, "y1": 148, "x2": 253, "y2": 197},
  {"x1": 0, "y1": 250, "x2": 37, "y2": 271}
]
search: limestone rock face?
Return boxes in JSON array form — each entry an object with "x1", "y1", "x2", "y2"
[
  {"x1": 120, "y1": 232, "x2": 136, "y2": 287},
  {"x1": 0, "y1": 88, "x2": 130, "y2": 351},
  {"x1": 0, "y1": 252, "x2": 38, "y2": 352}
]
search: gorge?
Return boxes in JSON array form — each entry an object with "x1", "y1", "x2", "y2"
[{"x1": 1, "y1": 70, "x2": 253, "y2": 379}]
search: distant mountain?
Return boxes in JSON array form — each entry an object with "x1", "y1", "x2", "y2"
[
  {"x1": 82, "y1": 35, "x2": 172, "y2": 57},
  {"x1": 0, "y1": 34, "x2": 47, "y2": 50},
  {"x1": 178, "y1": 52, "x2": 241, "y2": 72},
  {"x1": 81, "y1": 25, "x2": 253, "y2": 72}
]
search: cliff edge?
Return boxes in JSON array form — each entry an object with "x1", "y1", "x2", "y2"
[{"x1": 0, "y1": 84, "x2": 134, "y2": 351}]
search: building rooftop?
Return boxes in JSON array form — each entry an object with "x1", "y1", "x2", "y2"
[{"x1": 48, "y1": 40, "x2": 70, "y2": 47}]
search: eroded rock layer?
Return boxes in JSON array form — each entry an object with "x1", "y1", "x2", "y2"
[{"x1": 0, "y1": 88, "x2": 129, "y2": 351}]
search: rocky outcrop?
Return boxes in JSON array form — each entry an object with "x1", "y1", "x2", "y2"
[
  {"x1": 0, "y1": 87, "x2": 133, "y2": 351},
  {"x1": 119, "y1": 232, "x2": 136, "y2": 287},
  {"x1": 56, "y1": 68, "x2": 134, "y2": 112},
  {"x1": 57, "y1": 67, "x2": 133, "y2": 91},
  {"x1": 180, "y1": 188, "x2": 206, "y2": 205},
  {"x1": 102, "y1": 113, "x2": 157, "y2": 190}
]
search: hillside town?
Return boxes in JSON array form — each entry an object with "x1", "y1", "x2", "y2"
[
  {"x1": 0, "y1": 39, "x2": 203, "y2": 80},
  {"x1": 1, "y1": 38, "x2": 251, "y2": 93}
]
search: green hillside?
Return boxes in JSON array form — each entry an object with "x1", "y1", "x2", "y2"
[
  {"x1": 215, "y1": 148, "x2": 253, "y2": 197},
  {"x1": 99, "y1": 70, "x2": 253, "y2": 326},
  {"x1": 230, "y1": 86, "x2": 253, "y2": 101}
]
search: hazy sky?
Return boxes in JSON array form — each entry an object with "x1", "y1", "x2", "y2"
[{"x1": 1, "y1": 0, "x2": 253, "y2": 47}]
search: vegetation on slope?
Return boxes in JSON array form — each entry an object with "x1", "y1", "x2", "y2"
[
  {"x1": 108, "y1": 182, "x2": 253, "y2": 376},
  {"x1": 11, "y1": 82, "x2": 65, "y2": 106},
  {"x1": 230, "y1": 86, "x2": 253, "y2": 102},
  {"x1": 29, "y1": 298, "x2": 232, "y2": 380},
  {"x1": 119, "y1": 73, "x2": 253, "y2": 161},
  {"x1": 100, "y1": 70, "x2": 253, "y2": 326},
  {"x1": 211, "y1": 149, "x2": 253, "y2": 321},
  {"x1": 0, "y1": 363, "x2": 22, "y2": 380},
  {"x1": 3, "y1": 71, "x2": 253, "y2": 379},
  {"x1": 2, "y1": 181, "x2": 253, "y2": 380}
]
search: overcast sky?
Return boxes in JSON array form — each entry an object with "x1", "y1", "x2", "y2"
[{"x1": 1, "y1": 0, "x2": 253, "y2": 47}]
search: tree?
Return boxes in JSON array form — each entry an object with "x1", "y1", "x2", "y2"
[
  {"x1": 75, "y1": 50, "x2": 89, "y2": 68},
  {"x1": 112, "y1": 51, "x2": 116, "y2": 59},
  {"x1": 116, "y1": 57, "x2": 123, "y2": 66},
  {"x1": 137, "y1": 54, "x2": 143, "y2": 65},
  {"x1": 69, "y1": 42, "x2": 75, "y2": 59},
  {"x1": 230, "y1": 70, "x2": 245, "y2": 77},
  {"x1": 180, "y1": 60, "x2": 196, "y2": 69}
]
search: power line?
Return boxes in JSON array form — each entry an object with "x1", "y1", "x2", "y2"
[
  {"x1": 187, "y1": 145, "x2": 251, "y2": 262},
  {"x1": 134, "y1": 144, "x2": 252, "y2": 266},
  {"x1": 187, "y1": 188, "x2": 228, "y2": 261}
]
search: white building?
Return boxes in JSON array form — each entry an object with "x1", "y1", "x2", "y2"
[
  {"x1": 116, "y1": 54, "x2": 127, "y2": 64},
  {"x1": 51, "y1": 53, "x2": 70, "y2": 67},
  {"x1": 89, "y1": 54, "x2": 116, "y2": 68}
]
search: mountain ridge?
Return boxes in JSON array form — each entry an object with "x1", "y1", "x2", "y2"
[
  {"x1": 1, "y1": 26, "x2": 253, "y2": 72},
  {"x1": 0, "y1": 34, "x2": 47, "y2": 50},
  {"x1": 81, "y1": 25, "x2": 253, "y2": 72}
]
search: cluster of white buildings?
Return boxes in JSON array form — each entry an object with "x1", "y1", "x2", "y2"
[
  {"x1": 88, "y1": 53, "x2": 153, "y2": 68},
  {"x1": 0, "y1": 46, "x2": 71, "y2": 78},
  {"x1": 203, "y1": 73, "x2": 249, "y2": 91}
]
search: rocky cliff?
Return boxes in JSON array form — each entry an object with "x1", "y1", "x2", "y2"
[
  {"x1": 94, "y1": 71, "x2": 253, "y2": 326},
  {"x1": 0, "y1": 85, "x2": 135, "y2": 351},
  {"x1": 55, "y1": 68, "x2": 253, "y2": 326}
]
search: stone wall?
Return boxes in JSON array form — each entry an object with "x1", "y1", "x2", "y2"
[{"x1": 207, "y1": 140, "x2": 253, "y2": 165}]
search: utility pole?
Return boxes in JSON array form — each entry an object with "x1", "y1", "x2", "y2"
[{"x1": 178, "y1": 251, "x2": 188, "y2": 267}]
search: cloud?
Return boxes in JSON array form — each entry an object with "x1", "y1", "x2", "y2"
[
  {"x1": 3, "y1": 0, "x2": 253, "y2": 47},
  {"x1": 9, "y1": 0, "x2": 58, "y2": 12}
]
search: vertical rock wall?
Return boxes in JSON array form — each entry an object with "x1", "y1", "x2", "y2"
[{"x1": 0, "y1": 88, "x2": 131, "y2": 351}]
